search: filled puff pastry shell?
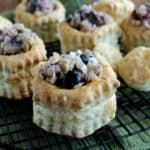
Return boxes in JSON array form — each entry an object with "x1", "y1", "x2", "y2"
[
  {"x1": 32, "y1": 50, "x2": 120, "y2": 138},
  {"x1": 0, "y1": 16, "x2": 12, "y2": 31},
  {"x1": 15, "y1": 0, "x2": 66, "y2": 43},
  {"x1": 121, "y1": 4, "x2": 150, "y2": 52},
  {"x1": 92, "y1": 0, "x2": 134, "y2": 24},
  {"x1": 94, "y1": 43, "x2": 123, "y2": 71},
  {"x1": 118, "y1": 47, "x2": 150, "y2": 92},
  {"x1": 0, "y1": 24, "x2": 47, "y2": 100},
  {"x1": 59, "y1": 5, "x2": 121, "y2": 53}
]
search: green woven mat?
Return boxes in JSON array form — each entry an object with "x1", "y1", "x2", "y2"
[
  {"x1": 0, "y1": 0, "x2": 150, "y2": 149},
  {"x1": 0, "y1": 91, "x2": 149, "y2": 149}
]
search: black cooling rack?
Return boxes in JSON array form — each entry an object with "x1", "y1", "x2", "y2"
[{"x1": 0, "y1": 42, "x2": 150, "y2": 150}]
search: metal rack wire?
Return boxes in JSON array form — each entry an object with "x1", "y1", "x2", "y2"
[{"x1": 0, "y1": 42, "x2": 150, "y2": 150}]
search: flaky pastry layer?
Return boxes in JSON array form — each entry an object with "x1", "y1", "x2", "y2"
[
  {"x1": 117, "y1": 47, "x2": 150, "y2": 91},
  {"x1": 15, "y1": 0, "x2": 66, "y2": 43},
  {"x1": 59, "y1": 19, "x2": 121, "y2": 53},
  {"x1": 32, "y1": 54, "x2": 119, "y2": 110},
  {"x1": 93, "y1": 0, "x2": 134, "y2": 24},
  {"x1": 94, "y1": 43, "x2": 122, "y2": 71},
  {"x1": 121, "y1": 17, "x2": 150, "y2": 52},
  {"x1": 0, "y1": 36, "x2": 47, "y2": 99},
  {"x1": 33, "y1": 94, "x2": 116, "y2": 138}
]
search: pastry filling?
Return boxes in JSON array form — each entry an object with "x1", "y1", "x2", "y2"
[
  {"x1": 0, "y1": 24, "x2": 35, "y2": 55},
  {"x1": 132, "y1": 4, "x2": 150, "y2": 29},
  {"x1": 26, "y1": 0, "x2": 57, "y2": 14},
  {"x1": 67, "y1": 5, "x2": 106, "y2": 32},
  {"x1": 40, "y1": 50, "x2": 101, "y2": 89}
]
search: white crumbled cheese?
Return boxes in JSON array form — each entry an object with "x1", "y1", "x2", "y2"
[
  {"x1": 132, "y1": 4, "x2": 150, "y2": 29},
  {"x1": 81, "y1": 20, "x2": 95, "y2": 32},
  {"x1": 143, "y1": 20, "x2": 150, "y2": 29},
  {"x1": 26, "y1": 0, "x2": 57, "y2": 15},
  {"x1": 136, "y1": 4, "x2": 148, "y2": 17},
  {"x1": 49, "y1": 52, "x2": 60, "y2": 64},
  {"x1": 85, "y1": 71, "x2": 98, "y2": 82},
  {"x1": 0, "y1": 23, "x2": 35, "y2": 55},
  {"x1": 67, "y1": 5, "x2": 106, "y2": 32},
  {"x1": 75, "y1": 57, "x2": 87, "y2": 74},
  {"x1": 40, "y1": 50, "x2": 101, "y2": 88}
]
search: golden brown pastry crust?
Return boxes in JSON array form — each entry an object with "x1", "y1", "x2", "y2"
[
  {"x1": 0, "y1": 36, "x2": 47, "y2": 99},
  {"x1": 121, "y1": 17, "x2": 150, "y2": 52},
  {"x1": 0, "y1": 16, "x2": 12, "y2": 30},
  {"x1": 59, "y1": 17, "x2": 121, "y2": 53},
  {"x1": 32, "y1": 54, "x2": 120, "y2": 110},
  {"x1": 94, "y1": 43, "x2": 123, "y2": 71},
  {"x1": 117, "y1": 47, "x2": 150, "y2": 91},
  {"x1": 92, "y1": 0, "x2": 134, "y2": 24},
  {"x1": 15, "y1": 0, "x2": 66, "y2": 43},
  {"x1": 33, "y1": 94, "x2": 116, "y2": 138}
]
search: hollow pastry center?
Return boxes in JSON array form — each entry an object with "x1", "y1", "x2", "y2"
[
  {"x1": 67, "y1": 5, "x2": 106, "y2": 32},
  {"x1": 0, "y1": 24, "x2": 35, "y2": 55},
  {"x1": 40, "y1": 50, "x2": 101, "y2": 89},
  {"x1": 132, "y1": 4, "x2": 150, "y2": 29},
  {"x1": 26, "y1": 0, "x2": 57, "y2": 14}
]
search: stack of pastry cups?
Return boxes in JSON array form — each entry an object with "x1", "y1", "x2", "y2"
[
  {"x1": 32, "y1": 54, "x2": 120, "y2": 138},
  {"x1": 92, "y1": 0, "x2": 134, "y2": 24},
  {"x1": 59, "y1": 17, "x2": 121, "y2": 53},
  {"x1": 0, "y1": 36, "x2": 47, "y2": 100},
  {"x1": 15, "y1": 0, "x2": 66, "y2": 43}
]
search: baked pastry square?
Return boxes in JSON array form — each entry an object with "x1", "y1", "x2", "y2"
[
  {"x1": 92, "y1": 0, "x2": 134, "y2": 24},
  {"x1": 0, "y1": 16, "x2": 12, "y2": 31},
  {"x1": 121, "y1": 3, "x2": 150, "y2": 52},
  {"x1": 118, "y1": 47, "x2": 150, "y2": 91},
  {"x1": 15, "y1": 0, "x2": 66, "y2": 43},
  {"x1": 0, "y1": 23, "x2": 47, "y2": 99},
  {"x1": 33, "y1": 50, "x2": 120, "y2": 138},
  {"x1": 59, "y1": 5, "x2": 121, "y2": 53}
]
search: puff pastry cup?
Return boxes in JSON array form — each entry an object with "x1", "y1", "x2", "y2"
[
  {"x1": 0, "y1": 16, "x2": 12, "y2": 31},
  {"x1": 59, "y1": 5, "x2": 121, "y2": 53},
  {"x1": 121, "y1": 4, "x2": 150, "y2": 52},
  {"x1": 15, "y1": 0, "x2": 66, "y2": 43},
  {"x1": 0, "y1": 24, "x2": 47, "y2": 100},
  {"x1": 94, "y1": 43, "x2": 123, "y2": 71},
  {"x1": 117, "y1": 47, "x2": 150, "y2": 91},
  {"x1": 32, "y1": 50, "x2": 120, "y2": 138},
  {"x1": 92, "y1": 0, "x2": 134, "y2": 24}
]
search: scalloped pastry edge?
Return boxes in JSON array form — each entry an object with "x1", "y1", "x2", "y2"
[
  {"x1": 92, "y1": 0, "x2": 134, "y2": 24},
  {"x1": 32, "y1": 54, "x2": 120, "y2": 109},
  {"x1": 59, "y1": 20, "x2": 121, "y2": 53},
  {"x1": 0, "y1": 36, "x2": 47, "y2": 99}
]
